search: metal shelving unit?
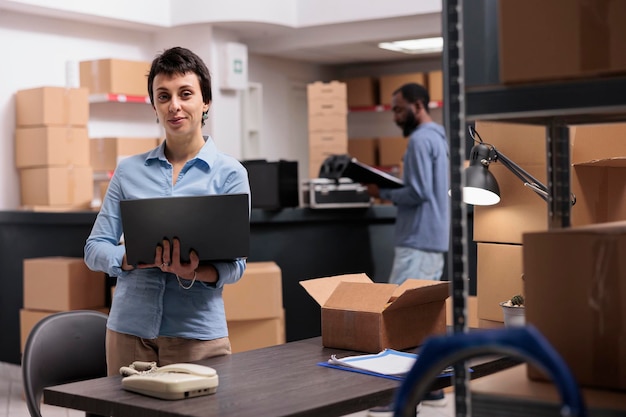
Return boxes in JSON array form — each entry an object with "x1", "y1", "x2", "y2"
[{"x1": 444, "y1": 1, "x2": 626, "y2": 416}]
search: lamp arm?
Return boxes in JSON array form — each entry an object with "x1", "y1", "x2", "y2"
[
  {"x1": 494, "y1": 149, "x2": 576, "y2": 206},
  {"x1": 495, "y1": 149, "x2": 549, "y2": 199}
]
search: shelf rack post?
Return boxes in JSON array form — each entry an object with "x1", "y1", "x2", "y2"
[
  {"x1": 443, "y1": 0, "x2": 472, "y2": 415},
  {"x1": 546, "y1": 123, "x2": 572, "y2": 229}
]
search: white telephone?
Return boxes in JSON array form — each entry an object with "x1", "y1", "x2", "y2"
[{"x1": 121, "y1": 362, "x2": 219, "y2": 400}]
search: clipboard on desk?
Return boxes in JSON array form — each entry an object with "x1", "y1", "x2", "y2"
[{"x1": 318, "y1": 154, "x2": 404, "y2": 189}]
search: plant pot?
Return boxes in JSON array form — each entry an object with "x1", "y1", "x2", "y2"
[{"x1": 499, "y1": 302, "x2": 525, "y2": 328}]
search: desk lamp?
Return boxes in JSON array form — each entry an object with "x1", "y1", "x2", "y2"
[{"x1": 463, "y1": 126, "x2": 575, "y2": 206}]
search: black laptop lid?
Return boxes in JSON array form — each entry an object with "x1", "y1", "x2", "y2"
[{"x1": 120, "y1": 193, "x2": 250, "y2": 266}]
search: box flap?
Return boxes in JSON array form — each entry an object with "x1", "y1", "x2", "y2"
[
  {"x1": 574, "y1": 157, "x2": 626, "y2": 167},
  {"x1": 325, "y1": 282, "x2": 397, "y2": 312},
  {"x1": 386, "y1": 280, "x2": 450, "y2": 312},
  {"x1": 299, "y1": 273, "x2": 372, "y2": 306}
]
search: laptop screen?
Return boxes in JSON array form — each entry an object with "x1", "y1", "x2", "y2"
[{"x1": 120, "y1": 193, "x2": 250, "y2": 266}]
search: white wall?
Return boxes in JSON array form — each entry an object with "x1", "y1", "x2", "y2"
[{"x1": 0, "y1": 10, "x2": 329, "y2": 209}]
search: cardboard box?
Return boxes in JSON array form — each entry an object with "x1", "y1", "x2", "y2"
[
  {"x1": 499, "y1": 0, "x2": 626, "y2": 84},
  {"x1": 309, "y1": 140, "x2": 349, "y2": 179},
  {"x1": 348, "y1": 138, "x2": 378, "y2": 166},
  {"x1": 308, "y1": 113, "x2": 347, "y2": 133},
  {"x1": 309, "y1": 131, "x2": 348, "y2": 149},
  {"x1": 476, "y1": 243, "x2": 524, "y2": 322},
  {"x1": 23, "y1": 257, "x2": 107, "y2": 311},
  {"x1": 300, "y1": 274, "x2": 450, "y2": 353},
  {"x1": 227, "y1": 311, "x2": 286, "y2": 353},
  {"x1": 342, "y1": 77, "x2": 378, "y2": 107},
  {"x1": 223, "y1": 262, "x2": 283, "y2": 321},
  {"x1": 472, "y1": 121, "x2": 548, "y2": 244},
  {"x1": 19, "y1": 307, "x2": 109, "y2": 353},
  {"x1": 15, "y1": 87, "x2": 89, "y2": 127},
  {"x1": 19, "y1": 166, "x2": 93, "y2": 207},
  {"x1": 307, "y1": 81, "x2": 347, "y2": 102},
  {"x1": 80, "y1": 59, "x2": 151, "y2": 96},
  {"x1": 523, "y1": 221, "x2": 626, "y2": 390},
  {"x1": 90, "y1": 137, "x2": 159, "y2": 171},
  {"x1": 427, "y1": 71, "x2": 443, "y2": 102},
  {"x1": 377, "y1": 137, "x2": 406, "y2": 167},
  {"x1": 379, "y1": 73, "x2": 426, "y2": 106},
  {"x1": 15, "y1": 127, "x2": 89, "y2": 168},
  {"x1": 570, "y1": 123, "x2": 626, "y2": 227}
]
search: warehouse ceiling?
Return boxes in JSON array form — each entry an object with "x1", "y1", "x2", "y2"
[{"x1": 214, "y1": 12, "x2": 442, "y2": 65}]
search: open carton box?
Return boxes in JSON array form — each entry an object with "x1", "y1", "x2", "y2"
[{"x1": 300, "y1": 274, "x2": 450, "y2": 353}]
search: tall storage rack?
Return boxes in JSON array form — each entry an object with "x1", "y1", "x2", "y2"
[{"x1": 444, "y1": 0, "x2": 626, "y2": 415}]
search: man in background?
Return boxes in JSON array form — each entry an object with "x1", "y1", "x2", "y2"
[{"x1": 366, "y1": 82, "x2": 450, "y2": 417}]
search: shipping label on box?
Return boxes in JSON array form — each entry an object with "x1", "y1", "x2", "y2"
[
  {"x1": 16, "y1": 87, "x2": 89, "y2": 127},
  {"x1": 300, "y1": 274, "x2": 449, "y2": 353},
  {"x1": 23, "y1": 257, "x2": 107, "y2": 311},
  {"x1": 523, "y1": 221, "x2": 626, "y2": 391},
  {"x1": 223, "y1": 262, "x2": 283, "y2": 321},
  {"x1": 15, "y1": 127, "x2": 89, "y2": 168}
]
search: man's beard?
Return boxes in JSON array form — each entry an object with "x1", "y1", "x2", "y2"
[{"x1": 398, "y1": 111, "x2": 419, "y2": 137}]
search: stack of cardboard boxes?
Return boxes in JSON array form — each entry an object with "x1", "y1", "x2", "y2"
[
  {"x1": 79, "y1": 58, "x2": 157, "y2": 204},
  {"x1": 306, "y1": 81, "x2": 348, "y2": 179},
  {"x1": 19, "y1": 257, "x2": 108, "y2": 353},
  {"x1": 223, "y1": 262, "x2": 285, "y2": 353},
  {"x1": 15, "y1": 87, "x2": 93, "y2": 209},
  {"x1": 345, "y1": 71, "x2": 443, "y2": 176}
]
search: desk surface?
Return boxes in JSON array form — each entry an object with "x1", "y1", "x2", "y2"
[{"x1": 44, "y1": 336, "x2": 519, "y2": 417}]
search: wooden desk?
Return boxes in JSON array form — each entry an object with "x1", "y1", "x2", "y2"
[{"x1": 44, "y1": 337, "x2": 517, "y2": 417}]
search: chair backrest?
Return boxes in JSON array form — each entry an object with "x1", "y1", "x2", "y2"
[{"x1": 22, "y1": 310, "x2": 108, "y2": 417}]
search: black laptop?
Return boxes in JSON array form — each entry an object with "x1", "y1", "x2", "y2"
[{"x1": 120, "y1": 193, "x2": 250, "y2": 266}]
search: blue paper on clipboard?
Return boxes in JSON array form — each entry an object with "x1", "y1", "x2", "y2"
[{"x1": 318, "y1": 349, "x2": 461, "y2": 381}]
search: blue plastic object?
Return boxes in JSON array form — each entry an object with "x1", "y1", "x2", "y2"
[{"x1": 392, "y1": 325, "x2": 586, "y2": 417}]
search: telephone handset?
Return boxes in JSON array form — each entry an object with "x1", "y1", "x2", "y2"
[{"x1": 121, "y1": 362, "x2": 219, "y2": 400}]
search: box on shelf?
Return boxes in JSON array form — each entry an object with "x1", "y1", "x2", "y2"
[
  {"x1": 427, "y1": 71, "x2": 443, "y2": 102},
  {"x1": 15, "y1": 127, "x2": 89, "y2": 168},
  {"x1": 241, "y1": 160, "x2": 299, "y2": 210},
  {"x1": 227, "y1": 310, "x2": 285, "y2": 353},
  {"x1": 309, "y1": 138, "x2": 349, "y2": 179},
  {"x1": 523, "y1": 221, "x2": 626, "y2": 391},
  {"x1": 15, "y1": 87, "x2": 89, "y2": 127},
  {"x1": 23, "y1": 257, "x2": 107, "y2": 312},
  {"x1": 19, "y1": 166, "x2": 93, "y2": 207},
  {"x1": 476, "y1": 243, "x2": 524, "y2": 323},
  {"x1": 223, "y1": 262, "x2": 283, "y2": 321},
  {"x1": 377, "y1": 137, "x2": 406, "y2": 167},
  {"x1": 472, "y1": 121, "x2": 548, "y2": 244},
  {"x1": 379, "y1": 73, "x2": 426, "y2": 106},
  {"x1": 19, "y1": 307, "x2": 109, "y2": 353},
  {"x1": 90, "y1": 137, "x2": 159, "y2": 171},
  {"x1": 570, "y1": 123, "x2": 626, "y2": 227},
  {"x1": 348, "y1": 138, "x2": 378, "y2": 166},
  {"x1": 342, "y1": 77, "x2": 378, "y2": 107},
  {"x1": 300, "y1": 274, "x2": 450, "y2": 353},
  {"x1": 499, "y1": 0, "x2": 626, "y2": 84},
  {"x1": 80, "y1": 58, "x2": 151, "y2": 96}
]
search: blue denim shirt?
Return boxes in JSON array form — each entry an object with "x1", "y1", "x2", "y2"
[
  {"x1": 379, "y1": 122, "x2": 450, "y2": 253},
  {"x1": 84, "y1": 137, "x2": 250, "y2": 340}
]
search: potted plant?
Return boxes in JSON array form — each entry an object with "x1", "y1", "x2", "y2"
[{"x1": 499, "y1": 294, "x2": 525, "y2": 327}]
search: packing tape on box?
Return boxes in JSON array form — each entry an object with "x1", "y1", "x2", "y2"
[{"x1": 590, "y1": 236, "x2": 623, "y2": 387}]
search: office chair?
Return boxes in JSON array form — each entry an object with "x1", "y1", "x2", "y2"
[
  {"x1": 22, "y1": 310, "x2": 108, "y2": 417},
  {"x1": 392, "y1": 325, "x2": 587, "y2": 417}
]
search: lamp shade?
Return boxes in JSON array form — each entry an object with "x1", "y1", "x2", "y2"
[{"x1": 463, "y1": 143, "x2": 501, "y2": 206}]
